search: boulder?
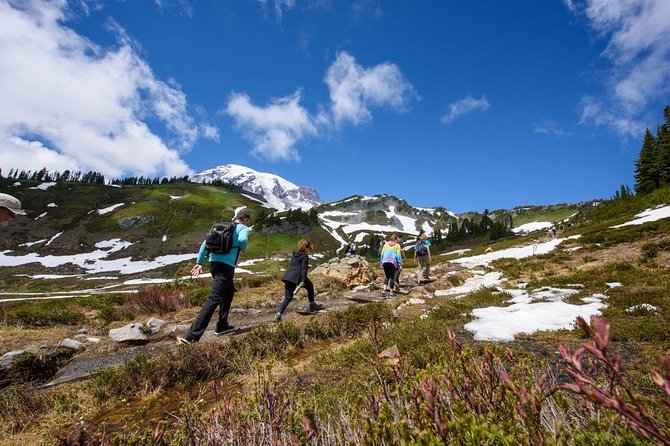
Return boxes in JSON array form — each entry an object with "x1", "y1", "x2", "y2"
[
  {"x1": 408, "y1": 297, "x2": 426, "y2": 305},
  {"x1": 109, "y1": 323, "x2": 148, "y2": 343},
  {"x1": 146, "y1": 318, "x2": 169, "y2": 333},
  {"x1": 59, "y1": 338, "x2": 86, "y2": 350},
  {"x1": 0, "y1": 350, "x2": 26, "y2": 369},
  {"x1": 312, "y1": 255, "x2": 377, "y2": 287}
]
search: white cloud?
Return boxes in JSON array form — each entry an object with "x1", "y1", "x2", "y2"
[
  {"x1": 0, "y1": 0, "x2": 217, "y2": 178},
  {"x1": 225, "y1": 90, "x2": 317, "y2": 161},
  {"x1": 579, "y1": 96, "x2": 645, "y2": 136},
  {"x1": 226, "y1": 51, "x2": 416, "y2": 161},
  {"x1": 532, "y1": 120, "x2": 571, "y2": 137},
  {"x1": 568, "y1": 0, "x2": 670, "y2": 134},
  {"x1": 325, "y1": 51, "x2": 418, "y2": 126},
  {"x1": 441, "y1": 96, "x2": 490, "y2": 124}
]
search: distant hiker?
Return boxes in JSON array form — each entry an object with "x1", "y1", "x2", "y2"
[
  {"x1": 380, "y1": 234, "x2": 403, "y2": 298},
  {"x1": 178, "y1": 209, "x2": 252, "y2": 344},
  {"x1": 414, "y1": 233, "x2": 432, "y2": 282},
  {"x1": 394, "y1": 234, "x2": 407, "y2": 286},
  {"x1": 274, "y1": 239, "x2": 324, "y2": 321},
  {"x1": 346, "y1": 242, "x2": 357, "y2": 256},
  {"x1": 0, "y1": 193, "x2": 26, "y2": 227}
]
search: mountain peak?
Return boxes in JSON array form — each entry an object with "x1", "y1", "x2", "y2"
[{"x1": 191, "y1": 164, "x2": 321, "y2": 211}]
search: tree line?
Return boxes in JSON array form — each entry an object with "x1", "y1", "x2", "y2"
[{"x1": 634, "y1": 106, "x2": 670, "y2": 195}]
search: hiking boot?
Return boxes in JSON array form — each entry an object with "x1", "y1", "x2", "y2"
[
  {"x1": 309, "y1": 302, "x2": 325, "y2": 312},
  {"x1": 274, "y1": 312, "x2": 282, "y2": 322},
  {"x1": 177, "y1": 337, "x2": 194, "y2": 345},
  {"x1": 214, "y1": 325, "x2": 236, "y2": 336},
  {"x1": 389, "y1": 290, "x2": 395, "y2": 298},
  {"x1": 381, "y1": 289, "x2": 387, "y2": 297}
]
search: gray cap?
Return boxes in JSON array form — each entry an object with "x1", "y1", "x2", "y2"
[{"x1": 0, "y1": 193, "x2": 26, "y2": 215}]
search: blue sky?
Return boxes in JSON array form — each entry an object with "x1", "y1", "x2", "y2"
[{"x1": 1, "y1": 1, "x2": 669, "y2": 212}]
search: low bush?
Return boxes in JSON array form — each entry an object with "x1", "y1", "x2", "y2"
[{"x1": 126, "y1": 285, "x2": 190, "y2": 314}]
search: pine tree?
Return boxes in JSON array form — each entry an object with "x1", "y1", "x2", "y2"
[
  {"x1": 634, "y1": 129, "x2": 659, "y2": 194},
  {"x1": 657, "y1": 106, "x2": 670, "y2": 185}
]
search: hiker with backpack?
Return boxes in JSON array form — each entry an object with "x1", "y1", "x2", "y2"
[
  {"x1": 414, "y1": 233, "x2": 432, "y2": 283},
  {"x1": 380, "y1": 234, "x2": 403, "y2": 298},
  {"x1": 274, "y1": 239, "x2": 324, "y2": 321},
  {"x1": 178, "y1": 209, "x2": 252, "y2": 344},
  {"x1": 393, "y1": 234, "x2": 406, "y2": 286}
]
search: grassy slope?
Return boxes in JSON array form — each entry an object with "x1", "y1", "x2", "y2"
[{"x1": 2, "y1": 185, "x2": 670, "y2": 444}]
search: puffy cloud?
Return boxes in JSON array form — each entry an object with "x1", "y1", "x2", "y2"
[
  {"x1": 325, "y1": 51, "x2": 418, "y2": 126},
  {"x1": 226, "y1": 51, "x2": 416, "y2": 161},
  {"x1": 440, "y1": 96, "x2": 490, "y2": 124},
  {"x1": 569, "y1": 0, "x2": 670, "y2": 134},
  {"x1": 0, "y1": 0, "x2": 216, "y2": 178},
  {"x1": 225, "y1": 90, "x2": 317, "y2": 161}
]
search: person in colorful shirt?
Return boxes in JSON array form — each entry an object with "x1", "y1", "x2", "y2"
[{"x1": 379, "y1": 234, "x2": 403, "y2": 298}]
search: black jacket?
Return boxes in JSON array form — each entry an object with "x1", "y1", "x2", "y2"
[{"x1": 282, "y1": 251, "x2": 309, "y2": 285}]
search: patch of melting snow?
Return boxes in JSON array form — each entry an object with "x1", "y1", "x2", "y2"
[
  {"x1": 19, "y1": 239, "x2": 47, "y2": 247},
  {"x1": 440, "y1": 248, "x2": 471, "y2": 257},
  {"x1": 451, "y1": 235, "x2": 581, "y2": 268},
  {"x1": 162, "y1": 235, "x2": 167, "y2": 242},
  {"x1": 434, "y1": 271, "x2": 505, "y2": 297},
  {"x1": 30, "y1": 182, "x2": 56, "y2": 190},
  {"x1": 512, "y1": 221, "x2": 552, "y2": 234},
  {"x1": 611, "y1": 205, "x2": 670, "y2": 228},
  {"x1": 97, "y1": 203, "x2": 125, "y2": 215},
  {"x1": 464, "y1": 287, "x2": 607, "y2": 341},
  {"x1": 45, "y1": 231, "x2": 64, "y2": 246},
  {"x1": 606, "y1": 282, "x2": 622, "y2": 288},
  {"x1": 34, "y1": 212, "x2": 47, "y2": 220},
  {"x1": 47, "y1": 202, "x2": 57, "y2": 208}
]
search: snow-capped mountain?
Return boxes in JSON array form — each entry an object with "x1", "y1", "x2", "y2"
[
  {"x1": 191, "y1": 164, "x2": 322, "y2": 211},
  {"x1": 317, "y1": 194, "x2": 457, "y2": 247}
]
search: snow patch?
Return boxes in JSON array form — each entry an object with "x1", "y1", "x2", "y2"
[
  {"x1": 97, "y1": 203, "x2": 124, "y2": 215},
  {"x1": 611, "y1": 205, "x2": 670, "y2": 228}
]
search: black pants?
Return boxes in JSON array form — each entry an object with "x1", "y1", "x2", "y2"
[
  {"x1": 382, "y1": 263, "x2": 397, "y2": 290},
  {"x1": 185, "y1": 261, "x2": 235, "y2": 341},
  {"x1": 394, "y1": 265, "x2": 402, "y2": 284},
  {"x1": 277, "y1": 278, "x2": 315, "y2": 314}
]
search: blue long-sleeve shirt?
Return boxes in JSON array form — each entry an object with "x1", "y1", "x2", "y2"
[{"x1": 196, "y1": 223, "x2": 251, "y2": 267}]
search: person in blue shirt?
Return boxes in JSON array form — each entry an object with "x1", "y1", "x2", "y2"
[
  {"x1": 414, "y1": 233, "x2": 432, "y2": 282},
  {"x1": 178, "y1": 209, "x2": 252, "y2": 344}
]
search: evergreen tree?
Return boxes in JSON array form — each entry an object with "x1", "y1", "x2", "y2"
[
  {"x1": 658, "y1": 106, "x2": 670, "y2": 185},
  {"x1": 634, "y1": 129, "x2": 659, "y2": 194}
]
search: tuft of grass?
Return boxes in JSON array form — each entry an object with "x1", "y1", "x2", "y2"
[{"x1": 126, "y1": 285, "x2": 190, "y2": 314}]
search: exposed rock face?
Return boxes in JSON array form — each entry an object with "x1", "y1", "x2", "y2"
[
  {"x1": 0, "y1": 350, "x2": 26, "y2": 369},
  {"x1": 146, "y1": 318, "x2": 169, "y2": 333},
  {"x1": 118, "y1": 215, "x2": 157, "y2": 230},
  {"x1": 109, "y1": 323, "x2": 148, "y2": 343},
  {"x1": 59, "y1": 338, "x2": 86, "y2": 350},
  {"x1": 312, "y1": 255, "x2": 377, "y2": 287}
]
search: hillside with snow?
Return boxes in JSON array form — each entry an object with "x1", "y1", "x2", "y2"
[
  {"x1": 317, "y1": 194, "x2": 456, "y2": 249},
  {"x1": 191, "y1": 164, "x2": 321, "y2": 211}
]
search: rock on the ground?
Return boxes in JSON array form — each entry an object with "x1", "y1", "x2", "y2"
[
  {"x1": 312, "y1": 255, "x2": 377, "y2": 287},
  {"x1": 109, "y1": 323, "x2": 148, "y2": 343},
  {"x1": 408, "y1": 297, "x2": 426, "y2": 305},
  {"x1": 59, "y1": 338, "x2": 86, "y2": 350},
  {"x1": 353, "y1": 285, "x2": 370, "y2": 292},
  {"x1": 146, "y1": 318, "x2": 169, "y2": 333},
  {"x1": 0, "y1": 350, "x2": 26, "y2": 369}
]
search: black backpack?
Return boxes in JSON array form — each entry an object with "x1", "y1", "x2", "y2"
[
  {"x1": 415, "y1": 240, "x2": 428, "y2": 257},
  {"x1": 205, "y1": 222, "x2": 237, "y2": 254}
]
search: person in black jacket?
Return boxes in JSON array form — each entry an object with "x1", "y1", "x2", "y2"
[{"x1": 274, "y1": 239, "x2": 324, "y2": 321}]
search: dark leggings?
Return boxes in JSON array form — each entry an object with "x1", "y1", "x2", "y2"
[
  {"x1": 382, "y1": 263, "x2": 397, "y2": 290},
  {"x1": 185, "y1": 262, "x2": 235, "y2": 342},
  {"x1": 277, "y1": 278, "x2": 315, "y2": 314}
]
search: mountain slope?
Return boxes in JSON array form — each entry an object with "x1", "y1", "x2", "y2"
[{"x1": 191, "y1": 164, "x2": 321, "y2": 211}]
